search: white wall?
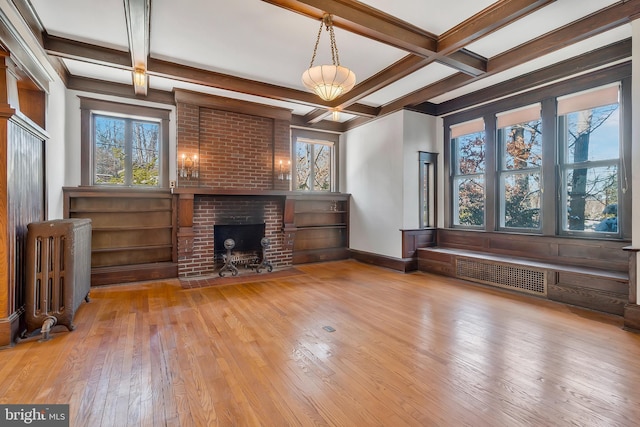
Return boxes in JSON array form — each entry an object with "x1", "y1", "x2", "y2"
[
  {"x1": 402, "y1": 110, "x2": 439, "y2": 229},
  {"x1": 631, "y1": 18, "x2": 640, "y2": 301},
  {"x1": 344, "y1": 110, "x2": 440, "y2": 258},
  {"x1": 45, "y1": 77, "x2": 68, "y2": 219}
]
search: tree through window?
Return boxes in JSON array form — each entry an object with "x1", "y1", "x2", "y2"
[
  {"x1": 450, "y1": 119, "x2": 485, "y2": 227},
  {"x1": 558, "y1": 84, "x2": 620, "y2": 235},
  {"x1": 294, "y1": 138, "x2": 334, "y2": 191},
  {"x1": 80, "y1": 98, "x2": 170, "y2": 188},
  {"x1": 94, "y1": 115, "x2": 160, "y2": 186}
]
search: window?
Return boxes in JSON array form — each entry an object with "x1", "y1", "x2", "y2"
[
  {"x1": 80, "y1": 98, "x2": 170, "y2": 187},
  {"x1": 444, "y1": 70, "x2": 630, "y2": 240},
  {"x1": 497, "y1": 104, "x2": 542, "y2": 230},
  {"x1": 294, "y1": 137, "x2": 335, "y2": 191},
  {"x1": 558, "y1": 84, "x2": 620, "y2": 235},
  {"x1": 93, "y1": 115, "x2": 160, "y2": 186},
  {"x1": 450, "y1": 119, "x2": 485, "y2": 227},
  {"x1": 419, "y1": 152, "x2": 438, "y2": 228}
]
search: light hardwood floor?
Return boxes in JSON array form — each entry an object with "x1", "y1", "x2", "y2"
[{"x1": 1, "y1": 260, "x2": 640, "y2": 426}]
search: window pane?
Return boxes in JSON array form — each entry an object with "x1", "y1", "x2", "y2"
[
  {"x1": 94, "y1": 115, "x2": 125, "y2": 184},
  {"x1": 564, "y1": 165, "x2": 618, "y2": 232},
  {"x1": 313, "y1": 144, "x2": 331, "y2": 190},
  {"x1": 295, "y1": 142, "x2": 311, "y2": 190},
  {"x1": 421, "y1": 162, "x2": 430, "y2": 227},
  {"x1": 502, "y1": 172, "x2": 541, "y2": 229},
  {"x1": 456, "y1": 131, "x2": 485, "y2": 174},
  {"x1": 503, "y1": 120, "x2": 542, "y2": 170},
  {"x1": 132, "y1": 121, "x2": 160, "y2": 186},
  {"x1": 564, "y1": 104, "x2": 619, "y2": 163},
  {"x1": 453, "y1": 176, "x2": 484, "y2": 226}
]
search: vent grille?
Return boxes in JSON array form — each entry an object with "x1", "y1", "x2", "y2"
[{"x1": 456, "y1": 257, "x2": 546, "y2": 296}]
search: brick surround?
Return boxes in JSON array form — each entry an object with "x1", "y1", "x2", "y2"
[
  {"x1": 174, "y1": 92, "x2": 293, "y2": 277},
  {"x1": 179, "y1": 196, "x2": 291, "y2": 277}
]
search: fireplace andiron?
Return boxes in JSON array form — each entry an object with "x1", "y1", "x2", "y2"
[
  {"x1": 248, "y1": 237, "x2": 273, "y2": 273},
  {"x1": 218, "y1": 237, "x2": 273, "y2": 277},
  {"x1": 219, "y1": 238, "x2": 239, "y2": 277}
]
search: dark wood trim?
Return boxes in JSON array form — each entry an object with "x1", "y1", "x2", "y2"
[
  {"x1": 401, "y1": 228, "x2": 436, "y2": 258},
  {"x1": 0, "y1": 311, "x2": 21, "y2": 349},
  {"x1": 437, "y1": 0, "x2": 554, "y2": 54},
  {"x1": 623, "y1": 246, "x2": 639, "y2": 305},
  {"x1": 350, "y1": 249, "x2": 416, "y2": 273},
  {"x1": 91, "y1": 262, "x2": 178, "y2": 286},
  {"x1": 488, "y1": 0, "x2": 640, "y2": 74},
  {"x1": 433, "y1": 229, "x2": 630, "y2": 272},
  {"x1": 79, "y1": 97, "x2": 171, "y2": 119},
  {"x1": 68, "y1": 76, "x2": 175, "y2": 105},
  {"x1": 79, "y1": 97, "x2": 171, "y2": 187},
  {"x1": 435, "y1": 39, "x2": 632, "y2": 116},
  {"x1": 44, "y1": 34, "x2": 131, "y2": 68},
  {"x1": 174, "y1": 89, "x2": 292, "y2": 121},
  {"x1": 623, "y1": 304, "x2": 640, "y2": 332}
]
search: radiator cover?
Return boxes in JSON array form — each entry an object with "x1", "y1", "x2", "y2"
[{"x1": 456, "y1": 257, "x2": 547, "y2": 296}]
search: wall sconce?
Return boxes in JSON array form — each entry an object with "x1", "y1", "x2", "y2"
[
  {"x1": 179, "y1": 153, "x2": 199, "y2": 179},
  {"x1": 278, "y1": 159, "x2": 291, "y2": 181}
]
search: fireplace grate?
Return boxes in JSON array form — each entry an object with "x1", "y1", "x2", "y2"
[{"x1": 456, "y1": 257, "x2": 546, "y2": 296}]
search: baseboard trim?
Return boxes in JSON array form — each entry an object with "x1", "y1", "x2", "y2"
[
  {"x1": 350, "y1": 249, "x2": 417, "y2": 272},
  {"x1": 92, "y1": 262, "x2": 178, "y2": 286},
  {"x1": 0, "y1": 310, "x2": 22, "y2": 349},
  {"x1": 623, "y1": 303, "x2": 640, "y2": 332}
]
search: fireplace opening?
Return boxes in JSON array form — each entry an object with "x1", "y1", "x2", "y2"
[{"x1": 213, "y1": 223, "x2": 272, "y2": 276}]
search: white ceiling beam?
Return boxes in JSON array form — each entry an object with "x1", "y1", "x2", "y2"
[{"x1": 124, "y1": 0, "x2": 149, "y2": 95}]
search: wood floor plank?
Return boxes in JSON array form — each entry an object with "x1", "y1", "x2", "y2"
[{"x1": 2, "y1": 260, "x2": 640, "y2": 426}]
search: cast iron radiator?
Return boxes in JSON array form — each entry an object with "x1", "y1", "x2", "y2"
[{"x1": 23, "y1": 218, "x2": 92, "y2": 341}]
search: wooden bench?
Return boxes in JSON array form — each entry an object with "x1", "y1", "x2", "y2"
[{"x1": 418, "y1": 245, "x2": 629, "y2": 316}]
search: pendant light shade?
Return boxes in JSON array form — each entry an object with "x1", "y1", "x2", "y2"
[
  {"x1": 302, "y1": 14, "x2": 356, "y2": 102},
  {"x1": 302, "y1": 64, "x2": 356, "y2": 102}
]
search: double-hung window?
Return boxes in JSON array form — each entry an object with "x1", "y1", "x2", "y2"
[
  {"x1": 496, "y1": 104, "x2": 542, "y2": 230},
  {"x1": 294, "y1": 137, "x2": 335, "y2": 192},
  {"x1": 450, "y1": 119, "x2": 485, "y2": 227},
  {"x1": 558, "y1": 84, "x2": 621, "y2": 235},
  {"x1": 80, "y1": 98, "x2": 170, "y2": 188}
]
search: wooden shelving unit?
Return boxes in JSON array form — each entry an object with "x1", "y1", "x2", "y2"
[
  {"x1": 285, "y1": 193, "x2": 350, "y2": 264},
  {"x1": 63, "y1": 187, "x2": 178, "y2": 285}
]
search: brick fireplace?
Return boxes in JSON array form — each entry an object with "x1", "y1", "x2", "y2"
[
  {"x1": 174, "y1": 90, "x2": 294, "y2": 278},
  {"x1": 179, "y1": 195, "x2": 291, "y2": 277}
]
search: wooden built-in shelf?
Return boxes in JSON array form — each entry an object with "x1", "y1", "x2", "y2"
[{"x1": 63, "y1": 187, "x2": 178, "y2": 285}]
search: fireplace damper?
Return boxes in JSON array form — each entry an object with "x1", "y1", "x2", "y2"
[{"x1": 214, "y1": 223, "x2": 273, "y2": 276}]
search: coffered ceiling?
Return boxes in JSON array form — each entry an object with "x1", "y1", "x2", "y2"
[{"x1": 16, "y1": 0, "x2": 639, "y2": 130}]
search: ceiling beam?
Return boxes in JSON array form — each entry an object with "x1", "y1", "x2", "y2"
[
  {"x1": 435, "y1": 38, "x2": 632, "y2": 116},
  {"x1": 380, "y1": 0, "x2": 639, "y2": 118},
  {"x1": 43, "y1": 34, "x2": 379, "y2": 117},
  {"x1": 488, "y1": 0, "x2": 640, "y2": 73},
  {"x1": 261, "y1": 0, "x2": 487, "y2": 76},
  {"x1": 437, "y1": 0, "x2": 555, "y2": 54},
  {"x1": 269, "y1": 0, "x2": 556, "y2": 121},
  {"x1": 44, "y1": 34, "x2": 131, "y2": 68},
  {"x1": 147, "y1": 57, "x2": 379, "y2": 117},
  {"x1": 123, "y1": 0, "x2": 150, "y2": 95}
]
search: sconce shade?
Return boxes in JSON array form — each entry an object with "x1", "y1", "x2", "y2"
[
  {"x1": 302, "y1": 65, "x2": 356, "y2": 102},
  {"x1": 133, "y1": 69, "x2": 146, "y2": 87}
]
